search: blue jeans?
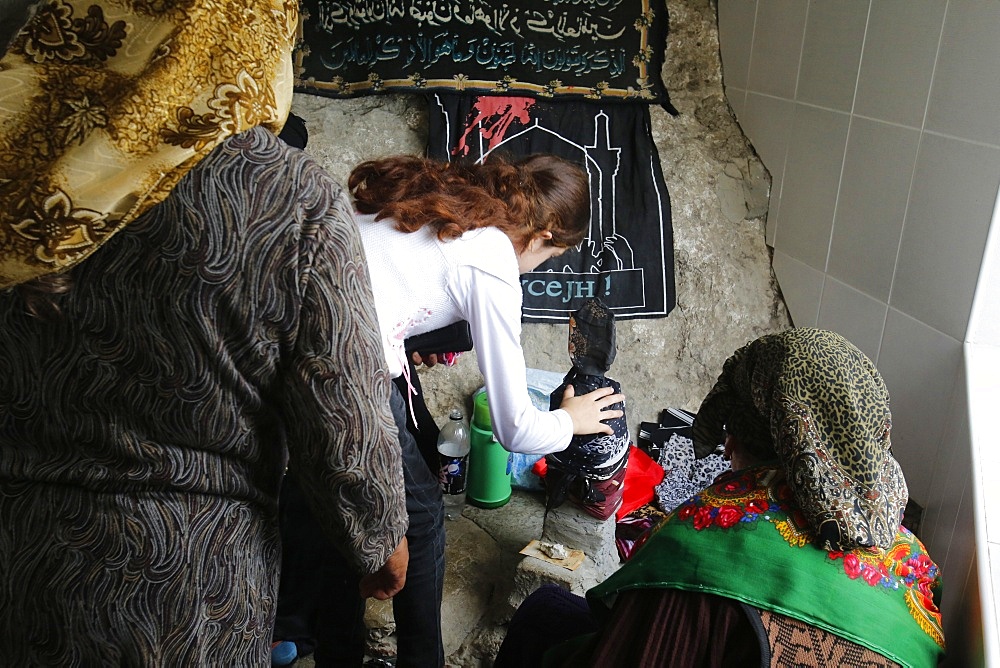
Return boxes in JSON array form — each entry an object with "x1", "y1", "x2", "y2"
[{"x1": 274, "y1": 383, "x2": 446, "y2": 668}]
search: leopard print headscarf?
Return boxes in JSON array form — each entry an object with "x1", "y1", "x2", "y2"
[
  {"x1": 0, "y1": 0, "x2": 297, "y2": 288},
  {"x1": 692, "y1": 328, "x2": 908, "y2": 551}
]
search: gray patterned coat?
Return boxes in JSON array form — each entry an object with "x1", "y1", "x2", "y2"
[{"x1": 0, "y1": 127, "x2": 408, "y2": 665}]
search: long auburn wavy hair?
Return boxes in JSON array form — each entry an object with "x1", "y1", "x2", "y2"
[{"x1": 348, "y1": 153, "x2": 590, "y2": 252}]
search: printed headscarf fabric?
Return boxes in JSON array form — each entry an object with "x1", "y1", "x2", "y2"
[
  {"x1": 546, "y1": 298, "x2": 629, "y2": 520},
  {"x1": 0, "y1": 126, "x2": 409, "y2": 663},
  {"x1": 691, "y1": 328, "x2": 908, "y2": 551},
  {"x1": 568, "y1": 297, "x2": 616, "y2": 375},
  {"x1": 0, "y1": 0, "x2": 296, "y2": 288}
]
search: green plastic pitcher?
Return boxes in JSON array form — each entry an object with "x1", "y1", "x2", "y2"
[{"x1": 467, "y1": 390, "x2": 512, "y2": 508}]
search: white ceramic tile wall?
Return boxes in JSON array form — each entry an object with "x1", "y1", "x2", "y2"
[
  {"x1": 736, "y1": 92, "x2": 795, "y2": 247},
  {"x1": 878, "y1": 310, "x2": 963, "y2": 505},
  {"x1": 967, "y1": 189, "x2": 1000, "y2": 347},
  {"x1": 969, "y1": 342, "x2": 1000, "y2": 665},
  {"x1": 890, "y1": 135, "x2": 1000, "y2": 341},
  {"x1": 943, "y1": 490, "x2": 979, "y2": 667},
  {"x1": 967, "y1": 180, "x2": 1000, "y2": 667},
  {"x1": 925, "y1": 3, "x2": 1000, "y2": 146},
  {"x1": 968, "y1": 344, "x2": 1000, "y2": 546},
  {"x1": 716, "y1": 1, "x2": 755, "y2": 91},
  {"x1": 724, "y1": 86, "x2": 746, "y2": 123},
  {"x1": 771, "y1": 104, "x2": 849, "y2": 270},
  {"x1": 739, "y1": 93, "x2": 795, "y2": 172},
  {"x1": 920, "y1": 362, "x2": 969, "y2": 551},
  {"x1": 854, "y1": 0, "x2": 945, "y2": 129},
  {"x1": 919, "y1": 356, "x2": 985, "y2": 667},
  {"x1": 796, "y1": 0, "x2": 868, "y2": 112},
  {"x1": 765, "y1": 181, "x2": 780, "y2": 249},
  {"x1": 988, "y1": 543, "x2": 1000, "y2": 664},
  {"x1": 827, "y1": 117, "x2": 919, "y2": 301},
  {"x1": 771, "y1": 250, "x2": 823, "y2": 327},
  {"x1": 816, "y1": 277, "x2": 886, "y2": 362},
  {"x1": 745, "y1": 0, "x2": 806, "y2": 99},
  {"x1": 717, "y1": 2, "x2": 1000, "y2": 660}
]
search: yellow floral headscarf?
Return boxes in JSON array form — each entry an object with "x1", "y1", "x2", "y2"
[{"x1": 0, "y1": 0, "x2": 297, "y2": 288}]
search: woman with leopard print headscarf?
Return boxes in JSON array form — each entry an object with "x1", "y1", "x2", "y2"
[{"x1": 497, "y1": 328, "x2": 944, "y2": 667}]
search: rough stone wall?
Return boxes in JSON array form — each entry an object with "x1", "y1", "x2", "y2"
[{"x1": 291, "y1": 0, "x2": 789, "y2": 435}]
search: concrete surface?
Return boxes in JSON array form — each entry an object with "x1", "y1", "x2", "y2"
[
  {"x1": 292, "y1": 488, "x2": 619, "y2": 667},
  {"x1": 366, "y1": 489, "x2": 618, "y2": 668}
]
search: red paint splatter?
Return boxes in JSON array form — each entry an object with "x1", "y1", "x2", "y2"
[{"x1": 453, "y1": 96, "x2": 536, "y2": 158}]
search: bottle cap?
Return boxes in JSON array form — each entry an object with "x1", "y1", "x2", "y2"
[{"x1": 473, "y1": 390, "x2": 491, "y2": 430}]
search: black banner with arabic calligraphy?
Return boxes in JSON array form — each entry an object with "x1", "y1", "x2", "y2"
[
  {"x1": 426, "y1": 93, "x2": 675, "y2": 322},
  {"x1": 295, "y1": 0, "x2": 670, "y2": 104}
]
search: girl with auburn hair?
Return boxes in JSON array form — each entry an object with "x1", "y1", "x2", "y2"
[
  {"x1": 349, "y1": 153, "x2": 591, "y2": 253},
  {"x1": 276, "y1": 152, "x2": 624, "y2": 668},
  {"x1": 351, "y1": 152, "x2": 619, "y2": 453}
]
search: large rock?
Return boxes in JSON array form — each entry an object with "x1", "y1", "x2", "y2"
[
  {"x1": 362, "y1": 513, "x2": 503, "y2": 666},
  {"x1": 539, "y1": 503, "x2": 620, "y2": 579},
  {"x1": 291, "y1": 0, "x2": 788, "y2": 435}
]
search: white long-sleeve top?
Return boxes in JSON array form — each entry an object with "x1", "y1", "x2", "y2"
[{"x1": 357, "y1": 214, "x2": 573, "y2": 456}]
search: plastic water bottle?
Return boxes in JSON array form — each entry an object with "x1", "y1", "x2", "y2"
[{"x1": 437, "y1": 408, "x2": 470, "y2": 521}]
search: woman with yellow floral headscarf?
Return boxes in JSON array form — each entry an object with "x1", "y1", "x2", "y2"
[{"x1": 0, "y1": 1, "x2": 408, "y2": 663}]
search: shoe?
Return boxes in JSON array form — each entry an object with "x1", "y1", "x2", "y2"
[{"x1": 271, "y1": 640, "x2": 298, "y2": 667}]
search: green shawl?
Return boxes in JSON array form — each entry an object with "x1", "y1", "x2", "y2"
[{"x1": 587, "y1": 466, "x2": 945, "y2": 667}]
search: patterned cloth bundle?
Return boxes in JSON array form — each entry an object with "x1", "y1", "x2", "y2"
[
  {"x1": 545, "y1": 298, "x2": 629, "y2": 520},
  {"x1": 639, "y1": 408, "x2": 730, "y2": 515}
]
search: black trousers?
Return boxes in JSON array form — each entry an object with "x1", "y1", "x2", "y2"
[{"x1": 274, "y1": 377, "x2": 446, "y2": 667}]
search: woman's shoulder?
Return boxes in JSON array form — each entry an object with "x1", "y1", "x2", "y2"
[
  {"x1": 459, "y1": 226, "x2": 509, "y2": 243},
  {"x1": 447, "y1": 227, "x2": 518, "y2": 286}
]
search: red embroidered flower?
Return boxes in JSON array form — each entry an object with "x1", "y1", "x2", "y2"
[
  {"x1": 692, "y1": 506, "x2": 714, "y2": 530},
  {"x1": 714, "y1": 471, "x2": 754, "y2": 496},
  {"x1": 715, "y1": 505, "x2": 743, "y2": 529},
  {"x1": 906, "y1": 554, "x2": 934, "y2": 578},
  {"x1": 862, "y1": 566, "x2": 883, "y2": 586},
  {"x1": 746, "y1": 499, "x2": 768, "y2": 515},
  {"x1": 843, "y1": 554, "x2": 863, "y2": 579},
  {"x1": 677, "y1": 504, "x2": 697, "y2": 521}
]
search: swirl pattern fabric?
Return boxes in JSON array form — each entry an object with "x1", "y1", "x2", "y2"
[{"x1": 0, "y1": 127, "x2": 408, "y2": 663}]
